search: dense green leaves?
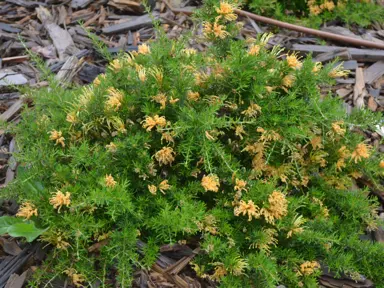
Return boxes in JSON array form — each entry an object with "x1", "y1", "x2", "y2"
[{"x1": 3, "y1": 7, "x2": 384, "y2": 287}]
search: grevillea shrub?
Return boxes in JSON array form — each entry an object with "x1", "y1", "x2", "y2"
[{"x1": 4, "y1": 3, "x2": 384, "y2": 287}]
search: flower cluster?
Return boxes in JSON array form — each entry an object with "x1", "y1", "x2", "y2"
[
  {"x1": 49, "y1": 191, "x2": 71, "y2": 212},
  {"x1": 16, "y1": 202, "x2": 38, "y2": 219}
]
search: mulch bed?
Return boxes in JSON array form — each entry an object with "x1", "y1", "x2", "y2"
[{"x1": 1, "y1": 0, "x2": 384, "y2": 287}]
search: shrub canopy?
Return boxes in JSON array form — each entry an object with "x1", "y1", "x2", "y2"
[{"x1": 6, "y1": 5, "x2": 384, "y2": 287}]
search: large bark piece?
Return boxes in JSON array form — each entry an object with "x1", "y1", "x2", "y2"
[
  {"x1": 102, "y1": 13, "x2": 158, "y2": 34},
  {"x1": 36, "y1": 6, "x2": 79, "y2": 60},
  {"x1": 291, "y1": 44, "x2": 384, "y2": 62}
]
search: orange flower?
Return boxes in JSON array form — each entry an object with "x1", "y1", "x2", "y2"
[
  {"x1": 64, "y1": 269, "x2": 86, "y2": 287},
  {"x1": 159, "y1": 180, "x2": 171, "y2": 193},
  {"x1": 234, "y1": 178, "x2": 247, "y2": 192},
  {"x1": 152, "y1": 93, "x2": 167, "y2": 109},
  {"x1": 201, "y1": 174, "x2": 220, "y2": 192},
  {"x1": 203, "y1": 20, "x2": 229, "y2": 39},
  {"x1": 299, "y1": 261, "x2": 320, "y2": 276},
  {"x1": 105, "y1": 142, "x2": 117, "y2": 153},
  {"x1": 309, "y1": 5, "x2": 322, "y2": 15},
  {"x1": 286, "y1": 54, "x2": 302, "y2": 69},
  {"x1": 66, "y1": 112, "x2": 77, "y2": 124},
  {"x1": 216, "y1": 2, "x2": 237, "y2": 21},
  {"x1": 138, "y1": 43, "x2": 150, "y2": 55},
  {"x1": 148, "y1": 184, "x2": 157, "y2": 195},
  {"x1": 332, "y1": 121, "x2": 346, "y2": 136},
  {"x1": 351, "y1": 143, "x2": 370, "y2": 163},
  {"x1": 234, "y1": 200, "x2": 261, "y2": 221},
  {"x1": 49, "y1": 191, "x2": 71, "y2": 212},
  {"x1": 261, "y1": 191, "x2": 288, "y2": 224},
  {"x1": 241, "y1": 103, "x2": 261, "y2": 118},
  {"x1": 106, "y1": 87, "x2": 124, "y2": 111},
  {"x1": 155, "y1": 147, "x2": 176, "y2": 166},
  {"x1": 109, "y1": 59, "x2": 122, "y2": 72},
  {"x1": 49, "y1": 130, "x2": 65, "y2": 147},
  {"x1": 187, "y1": 91, "x2": 200, "y2": 102},
  {"x1": 248, "y1": 44, "x2": 260, "y2": 56},
  {"x1": 380, "y1": 161, "x2": 384, "y2": 168},
  {"x1": 105, "y1": 174, "x2": 117, "y2": 188},
  {"x1": 282, "y1": 74, "x2": 295, "y2": 88},
  {"x1": 142, "y1": 115, "x2": 167, "y2": 131},
  {"x1": 16, "y1": 202, "x2": 38, "y2": 219}
]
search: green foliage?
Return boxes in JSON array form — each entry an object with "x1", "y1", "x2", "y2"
[
  {"x1": 247, "y1": 0, "x2": 384, "y2": 28},
  {"x1": 0, "y1": 216, "x2": 46, "y2": 242},
  {"x1": 3, "y1": 3, "x2": 384, "y2": 287}
]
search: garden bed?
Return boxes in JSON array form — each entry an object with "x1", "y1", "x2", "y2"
[{"x1": 1, "y1": 1, "x2": 384, "y2": 287}]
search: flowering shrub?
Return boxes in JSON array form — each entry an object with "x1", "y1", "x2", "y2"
[
  {"x1": 4, "y1": 3, "x2": 384, "y2": 287},
  {"x1": 248, "y1": 0, "x2": 384, "y2": 28}
]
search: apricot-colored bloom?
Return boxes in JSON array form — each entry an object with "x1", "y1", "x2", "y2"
[
  {"x1": 380, "y1": 161, "x2": 384, "y2": 168},
  {"x1": 265, "y1": 86, "x2": 275, "y2": 93},
  {"x1": 64, "y1": 269, "x2": 86, "y2": 287},
  {"x1": 138, "y1": 43, "x2": 150, "y2": 55},
  {"x1": 105, "y1": 174, "x2": 117, "y2": 188},
  {"x1": 287, "y1": 215, "x2": 306, "y2": 238},
  {"x1": 155, "y1": 147, "x2": 176, "y2": 166},
  {"x1": 332, "y1": 121, "x2": 346, "y2": 136},
  {"x1": 182, "y1": 48, "x2": 197, "y2": 56},
  {"x1": 262, "y1": 191, "x2": 288, "y2": 224},
  {"x1": 282, "y1": 74, "x2": 295, "y2": 88},
  {"x1": 201, "y1": 174, "x2": 220, "y2": 192},
  {"x1": 210, "y1": 264, "x2": 227, "y2": 281},
  {"x1": 49, "y1": 191, "x2": 71, "y2": 212},
  {"x1": 169, "y1": 97, "x2": 179, "y2": 104},
  {"x1": 312, "y1": 62, "x2": 322, "y2": 73},
  {"x1": 351, "y1": 143, "x2": 370, "y2": 163},
  {"x1": 321, "y1": 1, "x2": 335, "y2": 11},
  {"x1": 299, "y1": 261, "x2": 320, "y2": 276},
  {"x1": 56, "y1": 236, "x2": 70, "y2": 250},
  {"x1": 216, "y1": 2, "x2": 237, "y2": 21},
  {"x1": 310, "y1": 136, "x2": 323, "y2": 150},
  {"x1": 328, "y1": 64, "x2": 349, "y2": 78},
  {"x1": 152, "y1": 93, "x2": 167, "y2": 109},
  {"x1": 148, "y1": 184, "x2": 157, "y2": 195},
  {"x1": 241, "y1": 103, "x2": 261, "y2": 117},
  {"x1": 93, "y1": 76, "x2": 101, "y2": 86},
  {"x1": 309, "y1": 5, "x2": 322, "y2": 15},
  {"x1": 257, "y1": 127, "x2": 282, "y2": 142},
  {"x1": 138, "y1": 68, "x2": 146, "y2": 82},
  {"x1": 187, "y1": 91, "x2": 200, "y2": 102},
  {"x1": 16, "y1": 202, "x2": 38, "y2": 219},
  {"x1": 235, "y1": 125, "x2": 246, "y2": 139},
  {"x1": 49, "y1": 130, "x2": 65, "y2": 147},
  {"x1": 150, "y1": 67, "x2": 163, "y2": 85},
  {"x1": 350, "y1": 171, "x2": 363, "y2": 179},
  {"x1": 159, "y1": 180, "x2": 171, "y2": 194},
  {"x1": 286, "y1": 54, "x2": 302, "y2": 69},
  {"x1": 203, "y1": 20, "x2": 229, "y2": 39},
  {"x1": 142, "y1": 115, "x2": 167, "y2": 131},
  {"x1": 66, "y1": 112, "x2": 77, "y2": 124},
  {"x1": 93, "y1": 73, "x2": 105, "y2": 86},
  {"x1": 161, "y1": 132, "x2": 175, "y2": 144},
  {"x1": 109, "y1": 59, "x2": 122, "y2": 72},
  {"x1": 105, "y1": 142, "x2": 117, "y2": 153},
  {"x1": 234, "y1": 200, "x2": 261, "y2": 221},
  {"x1": 106, "y1": 87, "x2": 123, "y2": 111},
  {"x1": 234, "y1": 178, "x2": 247, "y2": 192},
  {"x1": 248, "y1": 44, "x2": 261, "y2": 56}
]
